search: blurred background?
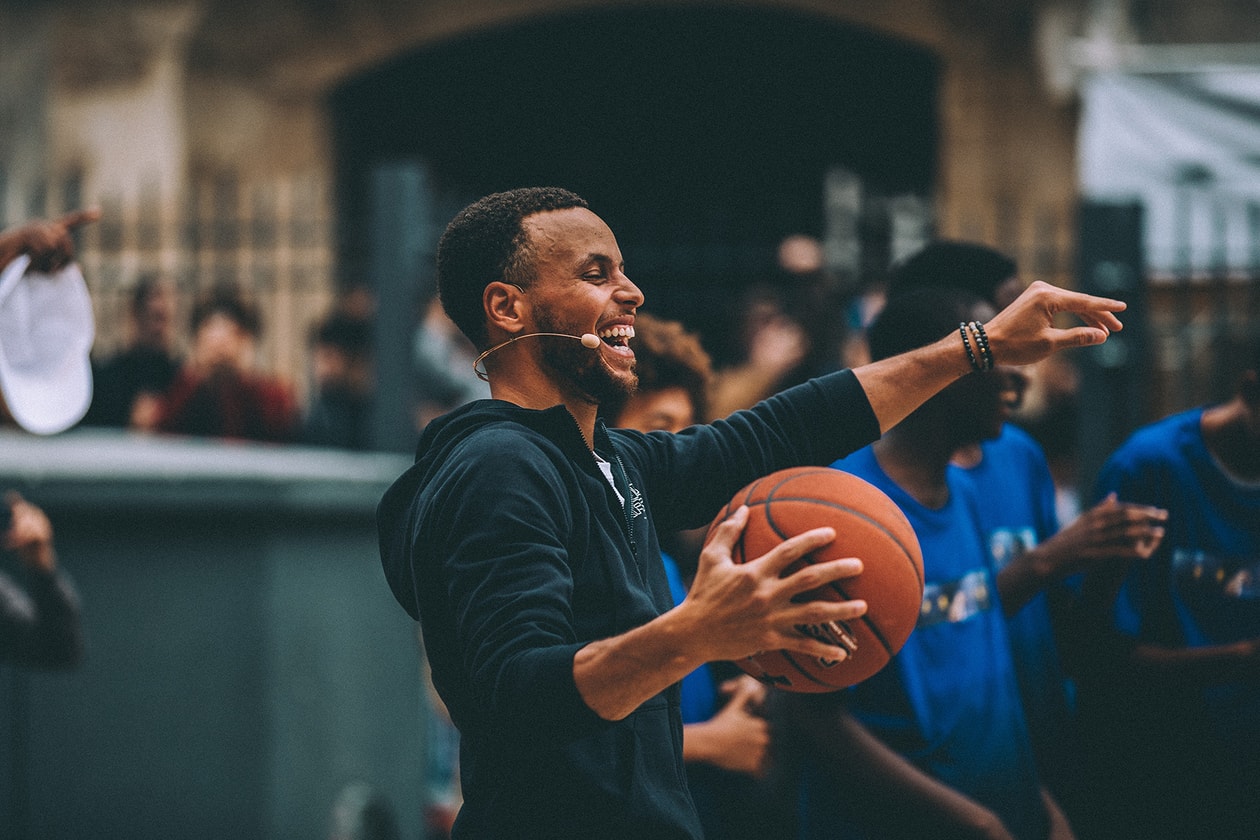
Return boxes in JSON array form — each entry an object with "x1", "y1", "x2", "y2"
[{"x1": 1, "y1": 1, "x2": 1259, "y2": 838}]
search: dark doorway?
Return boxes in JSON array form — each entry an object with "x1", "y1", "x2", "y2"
[{"x1": 330, "y1": 5, "x2": 937, "y2": 363}]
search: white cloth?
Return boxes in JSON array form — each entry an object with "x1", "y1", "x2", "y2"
[{"x1": 0, "y1": 254, "x2": 94, "y2": 434}]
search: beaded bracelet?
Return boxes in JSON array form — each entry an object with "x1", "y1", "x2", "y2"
[
  {"x1": 970, "y1": 320, "x2": 994, "y2": 371},
  {"x1": 959, "y1": 322, "x2": 982, "y2": 372}
]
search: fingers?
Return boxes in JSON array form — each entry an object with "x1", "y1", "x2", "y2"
[
  {"x1": 57, "y1": 207, "x2": 102, "y2": 230},
  {"x1": 751, "y1": 525, "x2": 842, "y2": 577},
  {"x1": 701, "y1": 505, "x2": 749, "y2": 564},
  {"x1": 724, "y1": 674, "x2": 764, "y2": 711}
]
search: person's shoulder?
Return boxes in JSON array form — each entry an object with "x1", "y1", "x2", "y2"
[
  {"x1": 419, "y1": 402, "x2": 581, "y2": 479},
  {"x1": 1112, "y1": 408, "x2": 1201, "y2": 464},
  {"x1": 992, "y1": 423, "x2": 1045, "y2": 457}
]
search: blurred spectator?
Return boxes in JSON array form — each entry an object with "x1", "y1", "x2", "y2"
[
  {"x1": 774, "y1": 233, "x2": 850, "y2": 381},
  {"x1": 412, "y1": 298, "x2": 489, "y2": 429},
  {"x1": 0, "y1": 492, "x2": 83, "y2": 669},
  {"x1": 156, "y1": 285, "x2": 299, "y2": 443},
  {"x1": 303, "y1": 311, "x2": 374, "y2": 450},
  {"x1": 1074, "y1": 333, "x2": 1260, "y2": 840},
  {"x1": 709, "y1": 285, "x2": 808, "y2": 418},
  {"x1": 85, "y1": 274, "x2": 181, "y2": 430},
  {"x1": 884, "y1": 240, "x2": 1167, "y2": 830},
  {"x1": 787, "y1": 287, "x2": 1069, "y2": 840}
]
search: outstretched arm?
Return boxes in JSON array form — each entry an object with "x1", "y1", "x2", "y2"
[
  {"x1": 573, "y1": 506, "x2": 867, "y2": 720},
  {"x1": 0, "y1": 209, "x2": 101, "y2": 272},
  {"x1": 854, "y1": 281, "x2": 1125, "y2": 434}
]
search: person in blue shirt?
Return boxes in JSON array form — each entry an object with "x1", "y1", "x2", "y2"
[
  {"x1": 783, "y1": 286, "x2": 1071, "y2": 839},
  {"x1": 1076, "y1": 334, "x2": 1260, "y2": 840},
  {"x1": 884, "y1": 241, "x2": 1168, "y2": 827}
]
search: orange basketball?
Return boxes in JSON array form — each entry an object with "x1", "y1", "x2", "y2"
[{"x1": 705, "y1": 466, "x2": 924, "y2": 693}]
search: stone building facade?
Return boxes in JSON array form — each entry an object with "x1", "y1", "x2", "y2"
[{"x1": 0, "y1": 0, "x2": 1257, "y2": 398}]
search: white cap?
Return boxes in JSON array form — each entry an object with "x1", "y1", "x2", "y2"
[{"x1": 0, "y1": 254, "x2": 95, "y2": 435}]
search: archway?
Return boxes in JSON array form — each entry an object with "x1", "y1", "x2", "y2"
[{"x1": 330, "y1": 4, "x2": 937, "y2": 363}]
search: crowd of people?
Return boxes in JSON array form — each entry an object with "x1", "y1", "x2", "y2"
[{"x1": 3, "y1": 185, "x2": 1258, "y2": 840}]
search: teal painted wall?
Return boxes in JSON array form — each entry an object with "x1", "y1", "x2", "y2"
[{"x1": 0, "y1": 431, "x2": 424, "y2": 840}]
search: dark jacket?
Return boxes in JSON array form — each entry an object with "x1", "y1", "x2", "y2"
[{"x1": 377, "y1": 370, "x2": 879, "y2": 839}]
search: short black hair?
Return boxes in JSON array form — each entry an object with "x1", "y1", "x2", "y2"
[
  {"x1": 312, "y1": 312, "x2": 371, "y2": 356},
  {"x1": 436, "y1": 187, "x2": 589, "y2": 347},
  {"x1": 867, "y1": 286, "x2": 983, "y2": 363},
  {"x1": 130, "y1": 273, "x2": 167, "y2": 315},
  {"x1": 887, "y1": 240, "x2": 1017, "y2": 305},
  {"x1": 191, "y1": 284, "x2": 261, "y2": 337}
]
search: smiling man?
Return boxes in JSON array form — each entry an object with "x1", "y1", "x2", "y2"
[{"x1": 377, "y1": 187, "x2": 1127, "y2": 839}]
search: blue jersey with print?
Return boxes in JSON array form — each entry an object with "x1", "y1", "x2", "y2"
[
  {"x1": 1096, "y1": 408, "x2": 1260, "y2": 739},
  {"x1": 965, "y1": 425, "x2": 1075, "y2": 775},
  {"x1": 661, "y1": 552, "x2": 717, "y2": 724},
  {"x1": 799, "y1": 446, "x2": 1047, "y2": 840}
]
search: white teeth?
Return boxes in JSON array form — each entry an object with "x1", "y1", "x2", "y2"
[{"x1": 598, "y1": 325, "x2": 635, "y2": 340}]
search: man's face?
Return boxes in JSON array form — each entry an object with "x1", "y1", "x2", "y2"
[
  {"x1": 520, "y1": 207, "x2": 644, "y2": 405},
  {"x1": 616, "y1": 387, "x2": 696, "y2": 434}
]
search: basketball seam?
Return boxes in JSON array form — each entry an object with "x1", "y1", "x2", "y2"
[
  {"x1": 751, "y1": 493, "x2": 924, "y2": 590},
  {"x1": 758, "y1": 486, "x2": 918, "y2": 661}
]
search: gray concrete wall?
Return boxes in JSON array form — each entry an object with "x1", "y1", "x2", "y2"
[{"x1": 0, "y1": 430, "x2": 424, "y2": 840}]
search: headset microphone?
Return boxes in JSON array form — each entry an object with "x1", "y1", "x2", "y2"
[{"x1": 473, "y1": 332, "x2": 602, "y2": 381}]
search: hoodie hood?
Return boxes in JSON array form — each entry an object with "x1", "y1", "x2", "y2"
[{"x1": 377, "y1": 398, "x2": 591, "y2": 619}]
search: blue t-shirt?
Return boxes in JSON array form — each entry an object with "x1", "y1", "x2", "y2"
[
  {"x1": 799, "y1": 446, "x2": 1047, "y2": 840},
  {"x1": 662, "y1": 553, "x2": 717, "y2": 724},
  {"x1": 1095, "y1": 408, "x2": 1260, "y2": 742},
  {"x1": 965, "y1": 425, "x2": 1076, "y2": 780}
]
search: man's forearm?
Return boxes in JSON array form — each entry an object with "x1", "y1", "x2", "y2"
[
  {"x1": 572, "y1": 606, "x2": 705, "y2": 720},
  {"x1": 853, "y1": 333, "x2": 971, "y2": 434}
]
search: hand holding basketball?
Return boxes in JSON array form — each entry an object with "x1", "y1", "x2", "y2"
[
  {"x1": 683, "y1": 504, "x2": 868, "y2": 668},
  {"x1": 703, "y1": 467, "x2": 925, "y2": 693}
]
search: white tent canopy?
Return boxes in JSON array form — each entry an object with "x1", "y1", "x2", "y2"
[{"x1": 1079, "y1": 70, "x2": 1260, "y2": 274}]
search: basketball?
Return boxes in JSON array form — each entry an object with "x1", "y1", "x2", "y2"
[{"x1": 705, "y1": 466, "x2": 924, "y2": 693}]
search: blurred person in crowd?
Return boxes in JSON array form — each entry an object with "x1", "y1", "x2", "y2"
[
  {"x1": 377, "y1": 186, "x2": 1126, "y2": 839},
  {"x1": 884, "y1": 240, "x2": 1168, "y2": 825},
  {"x1": 708, "y1": 285, "x2": 809, "y2": 418},
  {"x1": 412, "y1": 298, "x2": 490, "y2": 430},
  {"x1": 0, "y1": 492, "x2": 82, "y2": 668},
  {"x1": 1073, "y1": 334, "x2": 1260, "y2": 840},
  {"x1": 603, "y1": 312, "x2": 789, "y2": 840},
  {"x1": 156, "y1": 285, "x2": 299, "y2": 443},
  {"x1": 774, "y1": 233, "x2": 850, "y2": 380},
  {"x1": 0, "y1": 215, "x2": 91, "y2": 666},
  {"x1": 787, "y1": 287, "x2": 1075, "y2": 840},
  {"x1": 303, "y1": 309, "x2": 374, "y2": 450},
  {"x1": 85, "y1": 274, "x2": 181, "y2": 430}
]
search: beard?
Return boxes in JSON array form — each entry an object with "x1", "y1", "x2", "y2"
[{"x1": 533, "y1": 303, "x2": 637, "y2": 407}]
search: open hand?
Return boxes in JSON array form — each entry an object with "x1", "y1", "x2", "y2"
[{"x1": 683, "y1": 505, "x2": 867, "y2": 664}]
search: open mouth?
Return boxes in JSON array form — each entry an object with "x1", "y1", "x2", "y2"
[{"x1": 597, "y1": 324, "x2": 635, "y2": 354}]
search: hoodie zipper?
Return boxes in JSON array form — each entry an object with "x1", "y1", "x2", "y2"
[
  {"x1": 609, "y1": 451, "x2": 638, "y2": 558},
  {"x1": 573, "y1": 412, "x2": 639, "y2": 559}
]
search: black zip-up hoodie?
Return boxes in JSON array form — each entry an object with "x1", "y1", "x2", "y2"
[{"x1": 377, "y1": 369, "x2": 879, "y2": 839}]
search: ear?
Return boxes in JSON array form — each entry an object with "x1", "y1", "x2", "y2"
[{"x1": 483, "y1": 281, "x2": 528, "y2": 338}]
